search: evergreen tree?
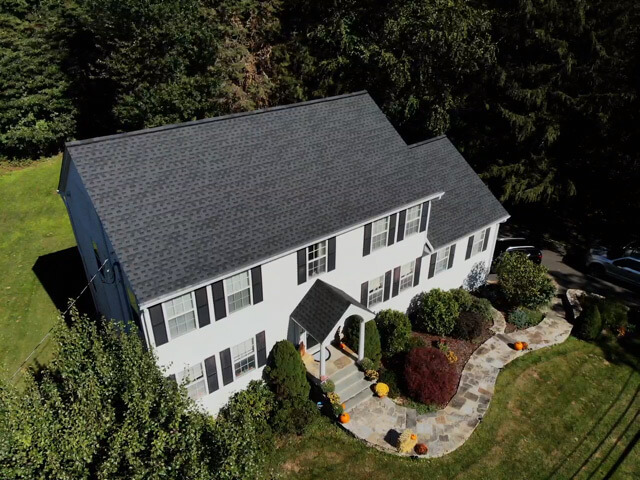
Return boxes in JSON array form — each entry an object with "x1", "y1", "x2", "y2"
[{"x1": 264, "y1": 340, "x2": 309, "y2": 400}]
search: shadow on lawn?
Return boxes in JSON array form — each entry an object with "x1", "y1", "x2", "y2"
[{"x1": 32, "y1": 246, "x2": 97, "y2": 321}]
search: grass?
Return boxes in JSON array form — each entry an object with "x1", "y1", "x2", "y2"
[
  {"x1": 0, "y1": 155, "x2": 75, "y2": 377},
  {"x1": 267, "y1": 337, "x2": 639, "y2": 479}
]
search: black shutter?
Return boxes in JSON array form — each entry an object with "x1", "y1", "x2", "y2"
[
  {"x1": 387, "y1": 214, "x2": 397, "y2": 246},
  {"x1": 212, "y1": 281, "x2": 226, "y2": 320},
  {"x1": 419, "y1": 201, "x2": 429, "y2": 232},
  {"x1": 448, "y1": 244, "x2": 456, "y2": 269},
  {"x1": 256, "y1": 331, "x2": 267, "y2": 367},
  {"x1": 195, "y1": 287, "x2": 210, "y2": 328},
  {"x1": 392, "y1": 266, "x2": 401, "y2": 297},
  {"x1": 360, "y1": 281, "x2": 368, "y2": 306},
  {"x1": 363, "y1": 223, "x2": 372, "y2": 256},
  {"x1": 428, "y1": 253, "x2": 437, "y2": 278},
  {"x1": 251, "y1": 266, "x2": 263, "y2": 304},
  {"x1": 482, "y1": 227, "x2": 491, "y2": 251},
  {"x1": 204, "y1": 355, "x2": 219, "y2": 393},
  {"x1": 465, "y1": 235, "x2": 474, "y2": 260},
  {"x1": 413, "y1": 257, "x2": 422, "y2": 286},
  {"x1": 328, "y1": 237, "x2": 336, "y2": 271},
  {"x1": 168, "y1": 374, "x2": 176, "y2": 384},
  {"x1": 149, "y1": 304, "x2": 168, "y2": 346},
  {"x1": 220, "y1": 348, "x2": 233, "y2": 386},
  {"x1": 397, "y1": 210, "x2": 406, "y2": 242},
  {"x1": 383, "y1": 270, "x2": 392, "y2": 301},
  {"x1": 297, "y1": 248, "x2": 307, "y2": 285}
]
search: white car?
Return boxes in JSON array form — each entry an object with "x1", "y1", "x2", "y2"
[{"x1": 587, "y1": 250, "x2": 640, "y2": 287}]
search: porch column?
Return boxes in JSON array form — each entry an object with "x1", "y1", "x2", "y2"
[
  {"x1": 358, "y1": 319, "x2": 366, "y2": 361},
  {"x1": 319, "y1": 340, "x2": 326, "y2": 378}
]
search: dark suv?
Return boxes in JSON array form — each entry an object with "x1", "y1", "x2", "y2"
[{"x1": 493, "y1": 237, "x2": 543, "y2": 268}]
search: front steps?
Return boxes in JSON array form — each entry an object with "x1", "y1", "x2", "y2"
[{"x1": 332, "y1": 362, "x2": 374, "y2": 411}]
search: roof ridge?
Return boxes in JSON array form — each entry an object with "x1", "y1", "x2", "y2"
[
  {"x1": 408, "y1": 135, "x2": 448, "y2": 149},
  {"x1": 66, "y1": 91, "x2": 369, "y2": 149}
]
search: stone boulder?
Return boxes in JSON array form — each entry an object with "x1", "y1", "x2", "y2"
[{"x1": 565, "y1": 289, "x2": 604, "y2": 321}]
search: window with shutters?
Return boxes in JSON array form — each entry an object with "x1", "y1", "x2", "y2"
[
  {"x1": 371, "y1": 217, "x2": 389, "y2": 251},
  {"x1": 404, "y1": 205, "x2": 422, "y2": 238},
  {"x1": 225, "y1": 271, "x2": 252, "y2": 314},
  {"x1": 163, "y1": 293, "x2": 198, "y2": 339},
  {"x1": 307, "y1": 240, "x2": 327, "y2": 277},
  {"x1": 368, "y1": 274, "x2": 385, "y2": 307},
  {"x1": 399, "y1": 261, "x2": 415, "y2": 292},
  {"x1": 435, "y1": 246, "x2": 452, "y2": 275},
  {"x1": 470, "y1": 230, "x2": 486, "y2": 257},
  {"x1": 176, "y1": 362, "x2": 207, "y2": 400},
  {"x1": 232, "y1": 337, "x2": 257, "y2": 378}
]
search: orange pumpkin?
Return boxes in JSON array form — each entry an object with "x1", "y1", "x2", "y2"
[
  {"x1": 514, "y1": 341, "x2": 524, "y2": 351},
  {"x1": 339, "y1": 412, "x2": 351, "y2": 424},
  {"x1": 341, "y1": 403, "x2": 346, "y2": 410},
  {"x1": 410, "y1": 433, "x2": 417, "y2": 441},
  {"x1": 522, "y1": 342, "x2": 529, "y2": 350}
]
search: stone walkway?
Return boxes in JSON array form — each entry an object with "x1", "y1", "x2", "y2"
[{"x1": 343, "y1": 297, "x2": 573, "y2": 458}]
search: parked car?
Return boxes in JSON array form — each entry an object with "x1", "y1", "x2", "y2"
[
  {"x1": 586, "y1": 250, "x2": 640, "y2": 287},
  {"x1": 492, "y1": 237, "x2": 543, "y2": 271}
]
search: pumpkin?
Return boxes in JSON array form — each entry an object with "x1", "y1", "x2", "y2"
[
  {"x1": 410, "y1": 433, "x2": 417, "y2": 441},
  {"x1": 415, "y1": 443, "x2": 428, "y2": 455},
  {"x1": 339, "y1": 342, "x2": 347, "y2": 350},
  {"x1": 514, "y1": 341, "x2": 524, "y2": 351},
  {"x1": 374, "y1": 382, "x2": 389, "y2": 398},
  {"x1": 522, "y1": 342, "x2": 529, "y2": 350},
  {"x1": 341, "y1": 403, "x2": 346, "y2": 409},
  {"x1": 339, "y1": 412, "x2": 350, "y2": 424}
]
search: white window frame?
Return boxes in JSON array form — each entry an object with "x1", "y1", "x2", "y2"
[
  {"x1": 307, "y1": 240, "x2": 328, "y2": 278},
  {"x1": 232, "y1": 337, "x2": 257, "y2": 379},
  {"x1": 399, "y1": 261, "x2": 415, "y2": 292},
  {"x1": 470, "y1": 230, "x2": 486, "y2": 257},
  {"x1": 224, "y1": 270, "x2": 253, "y2": 315},
  {"x1": 434, "y1": 246, "x2": 452, "y2": 276},
  {"x1": 162, "y1": 292, "x2": 199, "y2": 341},
  {"x1": 368, "y1": 274, "x2": 385, "y2": 307},
  {"x1": 176, "y1": 361, "x2": 207, "y2": 400},
  {"x1": 404, "y1": 204, "x2": 422, "y2": 238},
  {"x1": 370, "y1": 217, "x2": 389, "y2": 251}
]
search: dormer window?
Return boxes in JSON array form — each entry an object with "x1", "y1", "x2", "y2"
[{"x1": 404, "y1": 204, "x2": 422, "y2": 238}]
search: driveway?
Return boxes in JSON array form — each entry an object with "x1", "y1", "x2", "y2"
[{"x1": 541, "y1": 249, "x2": 640, "y2": 307}]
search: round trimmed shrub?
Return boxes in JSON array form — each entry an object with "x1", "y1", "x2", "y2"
[
  {"x1": 270, "y1": 396, "x2": 318, "y2": 435},
  {"x1": 469, "y1": 297, "x2": 493, "y2": 322},
  {"x1": 264, "y1": 340, "x2": 310, "y2": 400},
  {"x1": 496, "y1": 252, "x2": 555, "y2": 308},
  {"x1": 450, "y1": 288, "x2": 474, "y2": 311},
  {"x1": 344, "y1": 317, "x2": 382, "y2": 368},
  {"x1": 599, "y1": 300, "x2": 628, "y2": 330},
  {"x1": 374, "y1": 309, "x2": 412, "y2": 356},
  {"x1": 577, "y1": 303, "x2": 602, "y2": 340},
  {"x1": 509, "y1": 307, "x2": 544, "y2": 329},
  {"x1": 404, "y1": 347, "x2": 457, "y2": 406},
  {"x1": 408, "y1": 289, "x2": 460, "y2": 336},
  {"x1": 452, "y1": 311, "x2": 485, "y2": 341}
]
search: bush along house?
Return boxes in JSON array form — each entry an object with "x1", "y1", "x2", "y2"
[{"x1": 57, "y1": 92, "x2": 509, "y2": 414}]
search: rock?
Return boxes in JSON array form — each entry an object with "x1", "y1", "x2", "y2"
[{"x1": 565, "y1": 289, "x2": 605, "y2": 321}]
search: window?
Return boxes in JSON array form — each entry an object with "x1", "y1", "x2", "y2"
[
  {"x1": 434, "y1": 246, "x2": 451, "y2": 275},
  {"x1": 404, "y1": 205, "x2": 422, "y2": 237},
  {"x1": 368, "y1": 274, "x2": 385, "y2": 307},
  {"x1": 399, "y1": 261, "x2": 415, "y2": 292},
  {"x1": 164, "y1": 293, "x2": 197, "y2": 339},
  {"x1": 176, "y1": 362, "x2": 207, "y2": 400},
  {"x1": 308, "y1": 241, "x2": 327, "y2": 277},
  {"x1": 225, "y1": 271, "x2": 252, "y2": 314},
  {"x1": 470, "y1": 230, "x2": 486, "y2": 257},
  {"x1": 232, "y1": 338, "x2": 256, "y2": 378},
  {"x1": 371, "y1": 217, "x2": 389, "y2": 251}
]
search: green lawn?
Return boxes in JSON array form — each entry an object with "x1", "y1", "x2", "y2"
[
  {"x1": 267, "y1": 337, "x2": 639, "y2": 479},
  {"x1": 0, "y1": 156, "x2": 75, "y2": 377}
]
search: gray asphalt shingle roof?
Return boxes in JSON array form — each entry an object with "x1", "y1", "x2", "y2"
[
  {"x1": 409, "y1": 137, "x2": 509, "y2": 249},
  {"x1": 291, "y1": 280, "x2": 371, "y2": 342},
  {"x1": 64, "y1": 91, "x2": 507, "y2": 306}
]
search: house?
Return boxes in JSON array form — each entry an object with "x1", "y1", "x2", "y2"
[{"x1": 57, "y1": 92, "x2": 509, "y2": 413}]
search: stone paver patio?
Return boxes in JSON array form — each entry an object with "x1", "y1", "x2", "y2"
[{"x1": 343, "y1": 297, "x2": 573, "y2": 458}]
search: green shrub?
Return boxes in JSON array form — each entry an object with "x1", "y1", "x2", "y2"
[
  {"x1": 469, "y1": 297, "x2": 494, "y2": 322},
  {"x1": 598, "y1": 300, "x2": 628, "y2": 330},
  {"x1": 577, "y1": 303, "x2": 602, "y2": 340},
  {"x1": 408, "y1": 289, "x2": 460, "y2": 336},
  {"x1": 270, "y1": 396, "x2": 318, "y2": 435},
  {"x1": 509, "y1": 308, "x2": 545, "y2": 329},
  {"x1": 378, "y1": 369, "x2": 401, "y2": 399},
  {"x1": 407, "y1": 335, "x2": 426, "y2": 350},
  {"x1": 344, "y1": 319, "x2": 382, "y2": 368},
  {"x1": 358, "y1": 357, "x2": 375, "y2": 372},
  {"x1": 450, "y1": 288, "x2": 474, "y2": 311},
  {"x1": 332, "y1": 403, "x2": 344, "y2": 416},
  {"x1": 320, "y1": 379, "x2": 335, "y2": 393},
  {"x1": 496, "y1": 252, "x2": 556, "y2": 308},
  {"x1": 264, "y1": 340, "x2": 310, "y2": 400},
  {"x1": 452, "y1": 311, "x2": 485, "y2": 341},
  {"x1": 374, "y1": 309, "x2": 412, "y2": 356}
]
